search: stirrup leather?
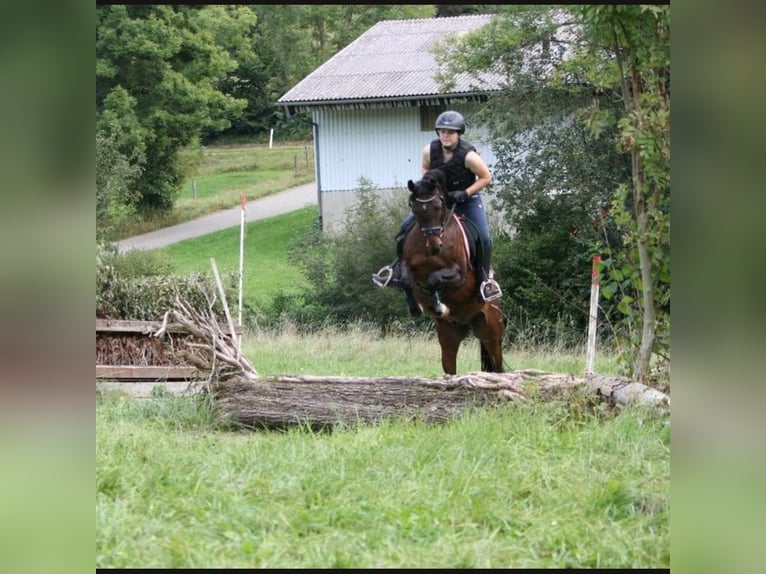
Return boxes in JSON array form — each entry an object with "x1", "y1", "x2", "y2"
[
  {"x1": 372, "y1": 265, "x2": 394, "y2": 288},
  {"x1": 479, "y1": 278, "x2": 502, "y2": 302}
]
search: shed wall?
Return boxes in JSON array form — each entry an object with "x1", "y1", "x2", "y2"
[{"x1": 313, "y1": 106, "x2": 497, "y2": 232}]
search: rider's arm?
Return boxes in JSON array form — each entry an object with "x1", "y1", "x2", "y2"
[{"x1": 464, "y1": 150, "x2": 491, "y2": 196}]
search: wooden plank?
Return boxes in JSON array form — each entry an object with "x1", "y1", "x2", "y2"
[
  {"x1": 96, "y1": 318, "x2": 241, "y2": 335},
  {"x1": 96, "y1": 365, "x2": 202, "y2": 380},
  {"x1": 97, "y1": 381, "x2": 205, "y2": 398}
]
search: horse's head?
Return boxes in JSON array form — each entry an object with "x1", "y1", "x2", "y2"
[{"x1": 407, "y1": 169, "x2": 450, "y2": 255}]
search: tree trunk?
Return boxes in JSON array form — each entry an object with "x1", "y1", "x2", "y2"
[{"x1": 211, "y1": 371, "x2": 669, "y2": 430}]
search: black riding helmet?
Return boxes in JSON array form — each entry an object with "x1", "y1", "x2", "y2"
[{"x1": 434, "y1": 111, "x2": 465, "y2": 136}]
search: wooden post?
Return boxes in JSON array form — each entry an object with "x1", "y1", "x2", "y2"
[
  {"x1": 585, "y1": 255, "x2": 601, "y2": 375},
  {"x1": 192, "y1": 178, "x2": 197, "y2": 198},
  {"x1": 210, "y1": 258, "x2": 240, "y2": 360}
]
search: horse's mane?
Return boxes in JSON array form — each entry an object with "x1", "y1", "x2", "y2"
[
  {"x1": 421, "y1": 168, "x2": 446, "y2": 191},
  {"x1": 410, "y1": 168, "x2": 446, "y2": 198}
]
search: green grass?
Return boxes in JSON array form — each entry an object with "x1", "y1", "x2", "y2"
[
  {"x1": 158, "y1": 206, "x2": 316, "y2": 307},
  {"x1": 97, "y1": 389, "x2": 669, "y2": 569},
  {"x1": 98, "y1": 142, "x2": 667, "y2": 569},
  {"x1": 243, "y1": 323, "x2": 622, "y2": 378},
  {"x1": 118, "y1": 142, "x2": 315, "y2": 238}
]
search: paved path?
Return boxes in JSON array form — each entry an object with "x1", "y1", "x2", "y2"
[{"x1": 115, "y1": 182, "x2": 317, "y2": 251}]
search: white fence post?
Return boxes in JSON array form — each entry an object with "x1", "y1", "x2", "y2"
[{"x1": 585, "y1": 255, "x2": 601, "y2": 375}]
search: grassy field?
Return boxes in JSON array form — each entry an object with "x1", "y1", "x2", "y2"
[
  {"x1": 158, "y1": 205, "x2": 316, "y2": 308},
  {"x1": 119, "y1": 142, "x2": 315, "y2": 237},
  {"x1": 98, "y1": 143, "x2": 669, "y2": 569},
  {"x1": 97, "y1": 376, "x2": 669, "y2": 568}
]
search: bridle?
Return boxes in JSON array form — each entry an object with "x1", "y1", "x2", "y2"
[{"x1": 410, "y1": 187, "x2": 456, "y2": 238}]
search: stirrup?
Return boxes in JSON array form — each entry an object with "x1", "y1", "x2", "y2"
[
  {"x1": 372, "y1": 265, "x2": 393, "y2": 288},
  {"x1": 479, "y1": 279, "x2": 502, "y2": 302}
]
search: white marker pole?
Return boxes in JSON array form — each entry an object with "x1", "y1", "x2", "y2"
[
  {"x1": 237, "y1": 194, "x2": 246, "y2": 353},
  {"x1": 585, "y1": 255, "x2": 601, "y2": 376}
]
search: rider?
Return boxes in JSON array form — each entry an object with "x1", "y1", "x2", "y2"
[{"x1": 372, "y1": 110, "x2": 502, "y2": 302}]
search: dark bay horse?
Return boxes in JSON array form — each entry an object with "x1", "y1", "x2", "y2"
[{"x1": 400, "y1": 169, "x2": 505, "y2": 375}]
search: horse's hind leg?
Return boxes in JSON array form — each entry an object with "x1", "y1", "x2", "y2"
[
  {"x1": 473, "y1": 306, "x2": 505, "y2": 372},
  {"x1": 435, "y1": 322, "x2": 467, "y2": 375}
]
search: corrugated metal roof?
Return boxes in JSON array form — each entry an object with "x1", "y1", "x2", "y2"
[{"x1": 278, "y1": 15, "x2": 503, "y2": 110}]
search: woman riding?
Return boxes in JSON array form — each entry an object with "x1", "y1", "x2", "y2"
[{"x1": 372, "y1": 110, "x2": 502, "y2": 302}]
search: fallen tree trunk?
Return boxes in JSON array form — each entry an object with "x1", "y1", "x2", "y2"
[{"x1": 211, "y1": 370, "x2": 669, "y2": 429}]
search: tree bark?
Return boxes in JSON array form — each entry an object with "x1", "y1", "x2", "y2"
[{"x1": 211, "y1": 370, "x2": 669, "y2": 430}]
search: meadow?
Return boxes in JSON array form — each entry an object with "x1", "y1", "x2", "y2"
[
  {"x1": 97, "y1": 143, "x2": 670, "y2": 569},
  {"x1": 120, "y1": 142, "x2": 315, "y2": 237}
]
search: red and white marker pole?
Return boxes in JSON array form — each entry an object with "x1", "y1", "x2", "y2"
[
  {"x1": 237, "y1": 194, "x2": 246, "y2": 352},
  {"x1": 585, "y1": 255, "x2": 601, "y2": 375}
]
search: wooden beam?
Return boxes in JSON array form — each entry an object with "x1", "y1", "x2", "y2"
[
  {"x1": 97, "y1": 381, "x2": 205, "y2": 398},
  {"x1": 96, "y1": 319, "x2": 241, "y2": 336}
]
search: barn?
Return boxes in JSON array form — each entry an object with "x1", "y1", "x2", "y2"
[{"x1": 277, "y1": 15, "x2": 504, "y2": 232}]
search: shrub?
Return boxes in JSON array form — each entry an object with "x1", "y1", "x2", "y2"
[{"x1": 96, "y1": 243, "x2": 237, "y2": 322}]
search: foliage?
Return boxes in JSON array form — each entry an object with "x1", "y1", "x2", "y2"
[
  {"x1": 571, "y1": 5, "x2": 671, "y2": 380},
  {"x1": 214, "y1": 5, "x2": 435, "y2": 140},
  {"x1": 96, "y1": 243, "x2": 237, "y2": 322},
  {"x1": 97, "y1": 5, "x2": 249, "y2": 213},
  {"x1": 435, "y1": 5, "x2": 670, "y2": 379},
  {"x1": 96, "y1": 131, "x2": 143, "y2": 243},
  {"x1": 288, "y1": 179, "x2": 428, "y2": 332}
]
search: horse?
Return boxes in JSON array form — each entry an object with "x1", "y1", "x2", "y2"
[{"x1": 400, "y1": 168, "x2": 505, "y2": 375}]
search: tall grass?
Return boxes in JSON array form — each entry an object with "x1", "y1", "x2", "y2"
[
  {"x1": 243, "y1": 322, "x2": 621, "y2": 378},
  {"x1": 97, "y1": 389, "x2": 669, "y2": 569}
]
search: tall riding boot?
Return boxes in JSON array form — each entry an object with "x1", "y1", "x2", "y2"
[
  {"x1": 372, "y1": 235, "x2": 405, "y2": 289},
  {"x1": 372, "y1": 217, "x2": 414, "y2": 289},
  {"x1": 477, "y1": 243, "x2": 502, "y2": 302}
]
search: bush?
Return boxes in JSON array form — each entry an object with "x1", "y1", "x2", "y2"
[
  {"x1": 286, "y1": 179, "x2": 432, "y2": 333},
  {"x1": 96, "y1": 243, "x2": 238, "y2": 322}
]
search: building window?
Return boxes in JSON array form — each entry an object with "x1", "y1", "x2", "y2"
[{"x1": 420, "y1": 106, "x2": 445, "y2": 132}]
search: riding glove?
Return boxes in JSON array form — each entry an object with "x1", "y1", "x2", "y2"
[{"x1": 448, "y1": 190, "x2": 469, "y2": 205}]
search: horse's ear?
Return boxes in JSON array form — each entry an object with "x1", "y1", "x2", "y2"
[{"x1": 407, "y1": 180, "x2": 416, "y2": 192}]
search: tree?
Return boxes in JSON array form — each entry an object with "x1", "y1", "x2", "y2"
[
  {"x1": 96, "y1": 130, "x2": 142, "y2": 244},
  {"x1": 434, "y1": 6, "x2": 669, "y2": 380},
  {"x1": 574, "y1": 5, "x2": 670, "y2": 381},
  {"x1": 215, "y1": 5, "x2": 436, "y2": 140},
  {"x1": 96, "y1": 5, "x2": 248, "y2": 212}
]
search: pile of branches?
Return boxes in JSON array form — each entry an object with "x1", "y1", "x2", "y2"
[
  {"x1": 97, "y1": 332, "x2": 197, "y2": 366},
  {"x1": 152, "y1": 292, "x2": 258, "y2": 383}
]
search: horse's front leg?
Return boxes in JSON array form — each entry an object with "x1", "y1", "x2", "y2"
[{"x1": 435, "y1": 321, "x2": 467, "y2": 375}]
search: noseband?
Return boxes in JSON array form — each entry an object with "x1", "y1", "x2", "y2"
[{"x1": 410, "y1": 190, "x2": 456, "y2": 237}]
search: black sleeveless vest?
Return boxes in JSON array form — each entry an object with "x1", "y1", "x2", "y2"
[{"x1": 429, "y1": 138, "x2": 478, "y2": 192}]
